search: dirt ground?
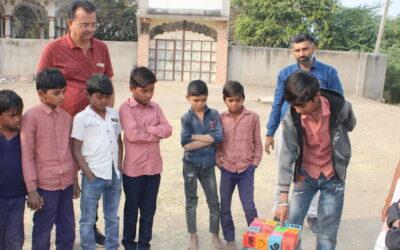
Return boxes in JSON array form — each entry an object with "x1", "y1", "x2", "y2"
[{"x1": 1, "y1": 78, "x2": 399, "y2": 250}]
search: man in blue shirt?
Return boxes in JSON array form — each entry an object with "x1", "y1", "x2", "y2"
[{"x1": 265, "y1": 34, "x2": 344, "y2": 236}]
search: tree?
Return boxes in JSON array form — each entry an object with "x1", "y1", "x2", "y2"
[
  {"x1": 231, "y1": 0, "x2": 341, "y2": 48},
  {"x1": 93, "y1": 0, "x2": 137, "y2": 41}
]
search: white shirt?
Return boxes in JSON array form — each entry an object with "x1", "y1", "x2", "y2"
[{"x1": 71, "y1": 106, "x2": 123, "y2": 180}]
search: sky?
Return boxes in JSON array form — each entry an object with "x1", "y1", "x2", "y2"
[{"x1": 341, "y1": 0, "x2": 400, "y2": 17}]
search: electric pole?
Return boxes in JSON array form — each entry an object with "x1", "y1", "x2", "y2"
[{"x1": 374, "y1": 0, "x2": 391, "y2": 54}]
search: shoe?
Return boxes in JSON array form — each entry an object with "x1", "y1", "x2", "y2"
[
  {"x1": 306, "y1": 216, "x2": 319, "y2": 236},
  {"x1": 94, "y1": 225, "x2": 106, "y2": 246}
]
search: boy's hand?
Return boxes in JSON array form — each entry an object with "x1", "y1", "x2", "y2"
[
  {"x1": 73, "y1": 178, "x2": 80, "y2": 199},
  {"x1": 265, "y1": 136, "x2": 274, "y2": 155},
  {"x1": 27, "y1": 190, "x2": 44, "y2": 211},
  {"x1": 118, "y1": 164, "x2": 123, "y2": 172},
  {"x1": 275, "y1": 205, "x2": 289, "y2": 225}
]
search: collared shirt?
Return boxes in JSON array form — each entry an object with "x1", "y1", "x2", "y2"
[
  {"x1": 37, "y1": 31, "x2": 114, "y2": 116},
  {"x1": 20, "y1": 103, "x2": 77, "y2": 193},
  {"x1": 119, "y1": 97, "x2": 172, "y2": 177},
  {"x1": 301, "y1": 96, "x2": 334, "y2": 180},
  {"x1": 266, "y1": 58, "x2": 344, "y2": 136},
  {"x1": 0, "y1": 134, "x2": 27, "y2": 198},
  {"x1": 181, "y1": 105, "x2": 223, "y2": 168},
  {"x1": 218, "y1": 107, "x2": 263, "y2": 173},
  {"x1": 71, "y1": 106, "x2": 122, "y2": 180}
]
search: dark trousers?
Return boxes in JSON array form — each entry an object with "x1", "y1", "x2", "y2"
[
  {"x1": 220, "y1": 166, "x2": 258, "y2": 242},
  {"x1": 122, "y1": 174, "x2": 160, "y2": 250},
  {"x1": 32, "y1": 185, "x2": 75, "y2": 250},
  {"x1": 0, "y1": 196, "x2": 25, "y2": 250}
]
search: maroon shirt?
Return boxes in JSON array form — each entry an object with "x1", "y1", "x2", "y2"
[{"x1": 37, "y1": 31, "x2": 114, "y2": 116}]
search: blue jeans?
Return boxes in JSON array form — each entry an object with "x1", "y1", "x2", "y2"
[
  {"x1": 287, "y1": 169, "x2": 345, "y2": 250},
  {"x1": 220, "y1": 166, "x2": 258, "y2": 242},
  {"x1": 183, "y1": 162, "x2": 220, "y2": 234},
  {"x1": 0, "y1": 196, "x2": 25, "y2": 250},
  {"x1": 80, "y1": 171, "x2": 122, "y2": 250}
]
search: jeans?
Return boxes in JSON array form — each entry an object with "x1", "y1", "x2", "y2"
[
  {"x1": 183, "y1": 162, "x2": 220, "y2": 234},
  {"x1": 287, "y1": 169, "x2": 345, "y2": 250},
  {"x1": 0, "y1": 196, "x2": 25, "y2": 250},
  {"x1": 122, "y1": 174, "x2": 160, "y2": 250},
  {"x1": 80, "y1": 171, "x2": 122, "y2": 250},
  {"x1": 32, "y1": 185, "x2": 75, "y2": 250},
  {"x1": 220, "y1": 166, "x2": 258, "y2": 242}
]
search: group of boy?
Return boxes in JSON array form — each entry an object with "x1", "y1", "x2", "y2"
[{"x1": 0, "y1": 2, "x2": 356, "y2": 249}]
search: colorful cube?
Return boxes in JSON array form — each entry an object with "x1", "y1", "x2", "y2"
[
  {"x1": 255, "y1": 232, "x2": 269, "y2": 250},
  {"x1": 243, "y1": 231, "x2": 257, "y2": 248}
]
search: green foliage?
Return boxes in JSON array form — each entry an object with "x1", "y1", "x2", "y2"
[{"x1": 93, "y1": 0, "x2": 137, "y2": 41}]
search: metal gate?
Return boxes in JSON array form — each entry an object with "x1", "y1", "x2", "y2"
[{"x1": 148, "y1": 39, "x2": 216, "y2": 83}]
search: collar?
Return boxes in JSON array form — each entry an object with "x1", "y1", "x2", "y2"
[
  {"x1": 85, "y1": 105, "x2": 110, "y2": 118},
  {"x1": 221, "y1": 106, "x2": 250, "y2": 117},
  {"x1": 128, "y1": 96, "x2": 154, "y2": 108},
  {"x1": 188, "y1": 105, "x2": 210, "y2": 115},
  {"x1": 296, "y1": 57, "x2": 318, "y2": 71},
  {"x1": 301, "y1": 96, "x2": 330, "y2": 120},
  {"x1": 39, "y1": 102, "x2": 61, "y2": 115},
  {"x1": 66, "y1": 30, "x2": 93, "y2": 49}
]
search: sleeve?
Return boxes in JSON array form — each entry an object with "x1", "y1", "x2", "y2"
[
  {"x1": 103, "y1": 44, "x2": 114, "y2": 78},
  {"x1": 266, "y1": 71, "x2": 286, "y2": 136},
  {"x1": 146, "y1": 106, "x2": 172, "y2": 139},
  {"x1": 277, "y1": 115, "x2": 299, "y2": 193},
  {"x1": 209, "y1": 110, "x2": 223, "y2": 144},
  {"x1": 20, "y1": 113, "x2": 38, "y2": 193},
  {"x1": 70, "y1": 114, "x2": 85, "y2": 141},
  {"x1": 252, "y1": 114, "x2": 263, "y2": 167},
  {"x1": 119, "y1": 103, "x2": 159, "y2": 143},
  {"x1": 328, "y1": 68, "x2": 344, "y2": 95},
  {"x1": 180, "y1": 114, "x2": 193, "y2": 147},
  {"x1": 37, "y1": 44, "x2": 54, "y2": 73}
]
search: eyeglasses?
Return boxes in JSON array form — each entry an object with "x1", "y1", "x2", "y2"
[{"x1": 77, "y1": 22, "x2": 100, "y2": 29}]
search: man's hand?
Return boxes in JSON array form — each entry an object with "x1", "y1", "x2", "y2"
[
  {"x1": 382, "y1": 201, "x2": 391, "y2": 221},
  {"x1": 265, "y1": 136, "x2": 275, "y2": 155},
  {"x1": 84, "y1": 169, "x2": 96, "y2": 181},
  {"x1": 73, "y1": 178, "x2": 80, "y2": 199},
  {"x1": 275, "y1": 204, "x2": 289, "y2": 226},
  {"x1": 27, "y1": 190, "x2": 44, "y2": 211}
]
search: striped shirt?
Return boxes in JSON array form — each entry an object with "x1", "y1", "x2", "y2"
[{"x1": 20, "y1": 102, "x2": 77, "y2": 192}]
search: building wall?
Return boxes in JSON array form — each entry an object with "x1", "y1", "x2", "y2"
[
  {"x1": 228, "y1": 46, "x2": 387, "y2": 99},
  {"x1": 0, "y1": 39, "x2": 387, "y2": 99}
]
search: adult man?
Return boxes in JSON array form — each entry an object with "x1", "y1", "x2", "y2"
[
  {"x1": 37, "y1": 0, "x2": 114, "y2": 245},
  {"x1": 265, "y1": 34, "x2": 344, "y2": 235},
  {"x1": 275, "y1": 71, "x2": 355, "y2": 250}
]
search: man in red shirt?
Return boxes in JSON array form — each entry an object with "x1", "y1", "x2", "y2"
[
  {"x1": 37, "y1": 0, "x2": 114, "y2": 245},
  {"x1": 37, "y1": 0, "x2": 114, "y2": 117}
]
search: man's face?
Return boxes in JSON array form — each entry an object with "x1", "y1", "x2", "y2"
[
  {"x1": 291, "y1": 40, "x2": 316, "y2": 66},
  {"x1": 186, "y1": 95, "x2": 208, "y2": 113},
  {"x1": 68, "y1": 7, "x2": 97, "y2": 42},
  {"x1": 130, "y1": 84, "x2": 155, "y2": 106},
  {"x1": 39, "y1": 87, "x2": 66, "y2": 109}
]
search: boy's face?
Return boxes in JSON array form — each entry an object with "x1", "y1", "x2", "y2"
[
  {"x1": 38, "y1": 87, "x2": 66, "y2": 109},
  {"x1": 186, "y1": 95, "x2": 208, "y2": 112},
  {"x1": 88, "y1": 92, "x2": 110, "y2": 112},
  {"x1": 293, "y1": 94, "x2": 320, "y2": 116},
  {"x1": 224, "y1": 95, "x2": 244, "y2": 114},
  {"x1": 0, "y1": 109, "x2": 22, "y2": 132},
  {"x1": 130, "y1": 83, "x2": 155, "y2": 106}
]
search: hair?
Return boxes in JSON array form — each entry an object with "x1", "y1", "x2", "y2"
[
  {"x1": 290, "y1": 34, "x2": 315, "y2": 46},
  {"x1": 0, "y1": 90, "x2": 23, "y2": 115},
  {"x1": 284, "y1": 71, "x2": 320, "y2": 106},
  {"x1": 187, "y1": 80, "x2": 208, "y2": 96},
  {"x1": 129, "y1": 67, "x2": 157, "y2": 88},
  {"x1": 68, "y1": 0, "x2": 97, "y2": 19},
  {"x1": 223, "y1": 80, "x2": 245, "y2": 99},
  {"x1": 86, "y1": 73, "x2": 113, "y2": 95},
  {"x1": 36, "y1": 68, "x2": 67, "y2": 92}
]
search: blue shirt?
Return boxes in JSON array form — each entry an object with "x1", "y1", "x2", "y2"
[
  {"x1": 266, "y1": 58, "x2": 344, "y2": 136},
  {"x1": 0, "y1": 135, "x2": 27, "y2": 198},
  {"x1": 181, "y1": 106, "x2": 223, "y2": 168}
]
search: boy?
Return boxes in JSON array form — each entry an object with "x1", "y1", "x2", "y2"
[
  {"x1": 0, "y1": 90, "x2": 26, "y2": 250},
  {"x1": 71, "y1": 74, "x2": 123, "y2": 250},
  {"x1": 120, "y1": 67, "x2": 172, "y2": 250},
  {"x1": 216, "y1": 81, "x2": 263, "y2": 250},
  {"x1": 274, "y1": 71, "x2": 356, "y2": 250},
  {"x1": 181, "y1": 80, "x2": 224, "y2": 250},
  {"x1": 20, "y1": 68, "x2": 80, "y2": 250}
]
